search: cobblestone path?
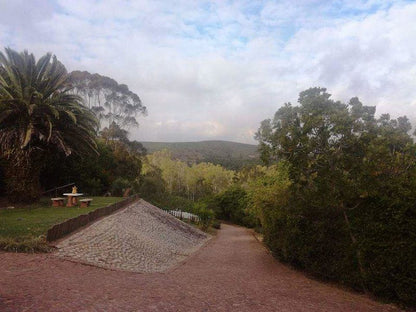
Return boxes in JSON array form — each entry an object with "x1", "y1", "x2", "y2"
[
  {"x1": 0, "y1": 224, "x2": 401, "y2": 311},
  {"x1": 55, "y1": 200, "x2": 208, "y2": 273}
]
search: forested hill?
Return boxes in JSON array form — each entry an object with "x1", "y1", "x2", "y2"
[{"x1": 141, "y1": 140, "x2": 260, "y2": 169}]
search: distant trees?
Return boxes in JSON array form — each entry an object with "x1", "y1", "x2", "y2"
[
  {"x1": 142, "y1": 150, "x2": 235, "y2": 201},
  {"x1": 255, "y1": 87, "x2": 416, "y2": 306},
  {"x1": 67, "y1": 71, "x2": 147, "y2": 129},
  {"x1": 0, "y1": 48, "x2": 97, "y2": 202}
]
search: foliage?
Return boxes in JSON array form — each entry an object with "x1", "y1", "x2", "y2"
[
  {"x1": 211, "y1": 186, "x2": 256, "y2": 227},
  {"x1": 101, "y1": 122, "x2": 147, "y2": 155},
  {"x1": 246, "y1": 163, "x2": 291, "y2": 235},
  {"x1": 0, "y1": 48, "x2": 98, "y2": 202},
  {"x1": 142, "y1": 193, "x2": 195, "y2": 213},
  {"x1": 111, "y1": 178, "x2": 131, "y2": 197},
  {"x1": 142, "y1": 150, "x2": 235, "y2": 201},
  {"x1": 255, "y1": 87, "x2": 416, "y2": 306},
  {"x1": 41, "y1": 134, "x2": 143, "y2": 196},
  {"x1": 0, "y1": 158, "x2": 5, "y2": 196},
  {"x1": 195, "y1": 202, "x2": 215, "y2": 230},
  {"x1": 138, "y1": 168, "x2": 166, "y2": 199},
  {"x1": 212, "y1": 220, "x2": 221, "y2": 229},
  {"x1": 142, "y1": 140, "x2": 260, "y2": 170},
  {"x1": 68, "y1": 70, "x2": 147, "y2": 129},
  {"x1": 0, "y1": 236, "x2": 52, "y2": 253}
]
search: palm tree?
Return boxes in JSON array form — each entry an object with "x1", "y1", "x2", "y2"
[{"x1": 0, "y1": 48, "x2": 98, "y2": 203}]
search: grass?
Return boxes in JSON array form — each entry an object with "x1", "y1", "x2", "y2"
[{"x1": 0, "y1": 196, "x2": 123, "y2": 252}]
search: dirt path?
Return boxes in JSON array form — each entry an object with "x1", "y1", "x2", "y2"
[{"x1": 0, "y1": 224, "x2": 400, "y2": 311}]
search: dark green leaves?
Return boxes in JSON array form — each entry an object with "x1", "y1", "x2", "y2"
[{"x1": 255, "y1": 87, "x2": 416, "y2": 306}]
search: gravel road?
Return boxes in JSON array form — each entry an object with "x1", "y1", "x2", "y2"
[{"x1": 0, "y1": 222, "x2": 402, "y2": 311}]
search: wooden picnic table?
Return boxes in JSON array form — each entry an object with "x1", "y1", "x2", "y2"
[{"x1": 63, "y1": 193, "x2": 84, "y2": 207}]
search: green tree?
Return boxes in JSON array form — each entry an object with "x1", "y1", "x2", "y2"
[
  {"x1": 212, "y1": 186, "x2": 256, "y2": 226},
  {"x1": 0, "y1": 48, "x2": 98, "y2": 202},
  {"x1": 255, "y1": 87, "x2": 416, "y2": 305}
]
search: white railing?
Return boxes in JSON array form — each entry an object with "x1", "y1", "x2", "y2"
[{"x1": 166, "y1": 209, "x2": 200, "y2": 222}]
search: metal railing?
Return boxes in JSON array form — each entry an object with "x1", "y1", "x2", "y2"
[{"x1": 42, "y1": 182, "x2": 75, "y2": 197}]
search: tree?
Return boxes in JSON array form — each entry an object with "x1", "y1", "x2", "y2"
[
  {"x1": 0, "y1": 48, "x2": 98, "y2": 202},
  {"x1": 68, "y1": 71, "x2": 147, "y2": 129},
  {"x1": 212, "y1": 186, "x2": 253, "y2": 226},
  {"x1": 142, "y1": 150, "x2": 235, "y2": 201},
  {"x1": 100, "y1": 121, "x2": 146, "y2": 156},
  {"x1": 255, "y1": 87, "x2": 416, "y2": 305}
]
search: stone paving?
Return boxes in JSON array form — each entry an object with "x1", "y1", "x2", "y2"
[{"x1": 55, "y1": 199, "x2": 209, "y2": 273}]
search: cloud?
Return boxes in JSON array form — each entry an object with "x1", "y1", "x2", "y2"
[
  {"x1": 284, "y1": 2, "x2": 416, "y2": 111},
  {"x1": 1, "y1": 0, "x2": 416, "y2": 143}
]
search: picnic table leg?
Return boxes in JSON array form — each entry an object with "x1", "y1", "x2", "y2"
[{"x1": 66, "y1": 195, "x2": 73, "y2": 207}]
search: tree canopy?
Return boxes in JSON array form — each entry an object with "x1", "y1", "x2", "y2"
[
  {"x1": 255, "y1": 87, "x2": 416, "y2": 305},
  {"x1": 0, "y1": 48, "x2": 98, "y2": 202},
  {"x1": 68, "y1": 70, "x2": 147, "y2": 129}
]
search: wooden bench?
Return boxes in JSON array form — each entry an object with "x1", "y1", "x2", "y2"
[
  {"x1": 51, "y1": 197, "x2": 65, "y2": 207},
  {"x1": 80, "y1": 198, "x2": 93, "y2": 208}
]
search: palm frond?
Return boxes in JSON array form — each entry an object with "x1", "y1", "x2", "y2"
[{"x1": 0, "y1": 47, "x2": 98, "y2": 157}]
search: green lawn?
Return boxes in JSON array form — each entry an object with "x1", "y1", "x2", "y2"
[{"x1": 0, "y1": 196, "x2": 123, "y2": 251}]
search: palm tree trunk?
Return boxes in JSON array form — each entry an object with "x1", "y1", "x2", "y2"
[{"x1": 5, "y1": 149, "x2": 41, "y2": 203}]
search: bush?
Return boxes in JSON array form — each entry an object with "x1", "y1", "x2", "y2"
[
  {"x1": 0, "y1": 159, "x2": 6, "y2": 196},
  {"x1": 82, "y1": 177, "x2": 104, "y2": 196},
  {"x1": 138, "y1": 172, "x2": 165, "y2": 197},
  {"x1": 0, "y1": 236, "x2": 53, "y2": 253},
  {"x1": 212, "y1": 186, "x2": 256, "y2": 227},
  {"x1": 195, "y1": 203, "x2": 215, "y2": 230},
  {"x1": 212, "y1": 220, "x2": 221, "y2": 229},
  {"x1": 111, "y1": 178, "x2": 131, "y2": 197},
  {"x1": 253, "y1": 88, "x2": 416, "y2": 307},
  {"x1": 141, "y1": 193, "x2": 196, "y2": 214}
]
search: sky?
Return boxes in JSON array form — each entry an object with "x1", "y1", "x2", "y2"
[{"x1": 1, "y1": 0, "x2": 416, "y2": 144}]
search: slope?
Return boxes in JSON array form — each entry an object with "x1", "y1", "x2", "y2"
[{"x1": 55, "y1": 199, "x2": 209, "y2": 273}]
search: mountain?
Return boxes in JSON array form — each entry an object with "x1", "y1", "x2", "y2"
[{"x1": 141, "y1": 140, "x2": 260, "y2": 170}]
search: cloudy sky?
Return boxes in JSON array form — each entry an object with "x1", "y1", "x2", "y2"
[{"x1": 1, "y1": 0, "x2": 416, "y2": 143}]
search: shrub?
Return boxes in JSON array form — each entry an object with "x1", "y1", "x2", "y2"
[
  {"x1": 195, "y1": 203, "x2": 215, "y2": 230},
  {"x1": 82, "y1": 177, "x2": 103, "y2": 196},
  {"x1": 141, "y1": 193, "x2": 195, "y2": 214},
  {"x1": 0, "y1": 236, "x2": 53, "y2": 253},
  {"x1": 138, "y1": 172, "x2": 165, "y2": 197},
  {"x1": 111, "y1": 178, "x2": 131, "y2": 197},
  {"x1": 212, "y1": 220, "x2": 221, "y2": 229},
  {"x1": 212, "y1": 186, "x2": 256, "y2": 227}
]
